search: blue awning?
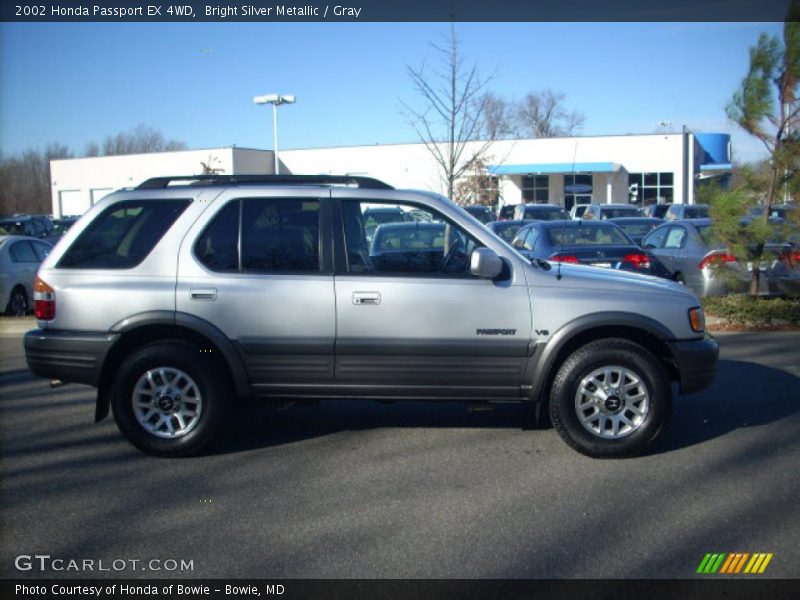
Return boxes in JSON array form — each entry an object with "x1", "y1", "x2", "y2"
[{"x1": 488, "y1": 162, "x2": 621, "y2": 176}]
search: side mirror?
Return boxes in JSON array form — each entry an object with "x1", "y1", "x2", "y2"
[{"x1": 470, "y1": 247, "x2": 504, "y2": 279}]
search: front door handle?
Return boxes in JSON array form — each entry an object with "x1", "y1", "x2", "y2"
[
  {"x1": 352, "y1": 291, "x2": 381, "y2": 305},
  {"x1": 190, "y1": 288, "x2": 217, "y2": 301}
]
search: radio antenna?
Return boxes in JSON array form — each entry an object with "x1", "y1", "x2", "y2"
[{"x1": 557, "y1": 141, "x2": 579, "y2": 281}]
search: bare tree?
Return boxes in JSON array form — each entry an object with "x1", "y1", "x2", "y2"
[
  {"x1": 83, "y1": 141, "x2": 100, "y2": 157},
  {"x1": 481, "y1": 92, "x2": 517, "y2": 140},
  {"x1": 0, "y1": 144, "x2": 72, "y2": 216},
  {"x1": 402, "y1": 26, "x2": 495, "y2": 200},
  {"x1": 102, "y1": 123, "x2": 187, "y2": 156},
  {"x1": 517, "y1": 89, "x2": 585, "y2": 138}
]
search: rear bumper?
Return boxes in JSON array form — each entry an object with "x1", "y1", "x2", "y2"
[
  {"x1": 24, "y1": 329, "x2": 118, "y2": 386},
  {"x1": 669, "y1": 334, "x2": 719, "y2": 395}
]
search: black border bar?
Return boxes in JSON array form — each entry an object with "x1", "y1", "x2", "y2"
[
  {"x1": 1, "y1": 0, "x2": 794, "y2": 22},
  {"x1": 4, "y1": 579, "x2": 800, "y2": 600}
]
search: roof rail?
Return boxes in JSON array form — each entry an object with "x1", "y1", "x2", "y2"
[{"x1": 136, "y1": 174, "x2": 394, "y2": 190}]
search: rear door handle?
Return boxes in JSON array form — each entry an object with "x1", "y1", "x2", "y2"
[
  {"x1": 190, "y1": 288, "x2": 217, "y2": 301},
  {"x1": 352, "y1": 291, "x2": 381, "y2": 305}
]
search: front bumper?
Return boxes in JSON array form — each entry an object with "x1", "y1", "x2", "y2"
[
  {"x1": 668, "y1": 334, "x2": 719, "y2": 395},
  {"x1": 24, "y1": 329, "x2": 119, "y2": 387}
]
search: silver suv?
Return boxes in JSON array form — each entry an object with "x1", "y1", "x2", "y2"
[{"x1": 24, "y1": 175, "x2": 718, "y2": 458}]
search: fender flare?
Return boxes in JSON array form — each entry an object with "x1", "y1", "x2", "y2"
[{"x1": 528, "y1": 311, "x2": 678, "y2": 400}]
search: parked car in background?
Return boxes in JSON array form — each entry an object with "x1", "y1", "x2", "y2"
[
  {"x1": 664, "y1": 204, "x2": 709, "y2": 221},
  {"x1": 363, "y1": 206, "x2": 412, "y2": 242},
  {"x1": 497, "y1": 204, "x2": 518, "y2": 221},
  {"x1": 487, "y1": 219, "x2": 533, "y2": 244},
  {"x1": 513, "y1": 204, "x2": 570, "y2": 221},
  {"x1": 581, "y1": 204, "x2": 642, "y2": 220},
  {"x1": 368, "y1": 222, "x2": 470, "y2": 273},
  {"x1": 0, "y1": 235, "x2": 53, "y2": 315},
  {"x1": 50, "y1": 216, "x2": 79, "y2": 239},
  {"x1": 463, "y1": 205, "x2": 496, "y2": 224},
  {"x1": 510, "y1": 220, "x2": 671, "y2": 278},
  {"x1": 641, "y1": 204, "x2": 672, "y2": 219},
  {"x1": 0, "y1": 215, "x2": 54, "y2": 240},
  {"x1": 641, "y1": 218, "x2": 800, "y2": 297},
  {"x1": 747, "y1": 203, "x2": 797, "y2": 221},
  {"x1": 606, "y1": 217, "x2": 664, "y2": 246},
  {"x1": 569, "y1": 204, "x2": 590, "y2": 220}
]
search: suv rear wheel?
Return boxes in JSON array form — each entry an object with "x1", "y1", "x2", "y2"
[
  {"x1": 549, "y1": 338, "x2": 671, "y2": 458},
  {"x1": 111, "y1": 341, "x2": 231, "y2": 457}
]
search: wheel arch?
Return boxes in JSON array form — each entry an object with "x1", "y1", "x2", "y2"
[
  {"x1": 530, "y1": 312, "x2": 680, "y2": 403},
  {"x1": 95, "y1": 311, "x2": 249, "y2": 422}
]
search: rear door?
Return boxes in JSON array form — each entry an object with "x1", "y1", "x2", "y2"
[{"x1": 176, "y1": 188, "x2": 336, "y2": 392}]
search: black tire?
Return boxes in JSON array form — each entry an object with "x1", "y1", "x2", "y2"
[
  {"x1": 5, "y1": 286, "x2": 29, "y2": 316},
  {"x1": 111, "y1": 341, "x2": 231, "y2": 457},
  {"x1": 549, "y1": 338, "x2": 672, "y2": 458}
]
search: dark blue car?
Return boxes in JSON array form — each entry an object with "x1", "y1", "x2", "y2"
[{"x1": 510, "y1": 220, "x2": 672, "y2": 278}]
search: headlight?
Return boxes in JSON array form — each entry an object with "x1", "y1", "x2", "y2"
[{"x1": 689, "y1": 307, "x2": 705, "y2": 333}]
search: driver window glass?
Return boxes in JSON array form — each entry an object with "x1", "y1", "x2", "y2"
[{"x1": 341, "y1": 200, "x2": 480, "y2": 276}]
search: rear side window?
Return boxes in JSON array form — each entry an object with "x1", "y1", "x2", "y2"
[
  {"x1": 10, "y1": 241, "x2": 37, "y2": 263},
  {"x1": 58, "y1": 199, "x2": 190, "y2": 269},
  {"x1": 195, "y1": 198, "x2": 321, "y2": 273}
]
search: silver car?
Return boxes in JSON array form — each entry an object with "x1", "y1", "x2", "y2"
[
  {"x1": 0, "y1": 235, "x2": 52, "y2": 316},
  {"x1": 24, "y1": 174, "x2": 717, "y2": 459},
  {"x1": 642, "y1": 218, "x2": 800, "y2": 297}
]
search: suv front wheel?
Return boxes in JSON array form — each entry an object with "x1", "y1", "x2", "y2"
[
  {"x1": 549, "y1": 338, "x2": 671, "y2": 458},
  {"x1": 111, "y1": 341, "x2": 231, "y2": 457}
]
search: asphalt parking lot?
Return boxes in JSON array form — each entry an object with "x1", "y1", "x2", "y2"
[{"x1": 1, "y1": 320, "x2": 799, "y2": 579}]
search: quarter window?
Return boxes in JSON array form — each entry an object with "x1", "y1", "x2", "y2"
[{"x1": 58, "y1": 200, "x2": 190, "y2": 269}]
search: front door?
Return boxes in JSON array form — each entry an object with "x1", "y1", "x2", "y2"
[{"x1": 332, "y1": 194, "x2": 532, "y2": 400}]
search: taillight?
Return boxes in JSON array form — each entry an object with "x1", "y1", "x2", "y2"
[
  {"x1": 782, "y1": 250, "x2": 800, "y2": 267},
  {"x1": 698, "y1": 252, "x2": 736, "y2": 270},
  {"x1": 34, "y1": 276, "x2": 55, "y2": 321},
  {"x1": 621, "y1": 252, "x2": 651, "y2": 269},
  {"x1": 550, "y1": 254, "x2": 580, "y2": 264}
]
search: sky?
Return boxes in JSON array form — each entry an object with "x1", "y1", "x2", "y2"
[{"x1": 0, "y1": 21, "x2": 784, "y2": 163}]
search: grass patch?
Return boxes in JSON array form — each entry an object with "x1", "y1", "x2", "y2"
[{"x1": 701, "y1": 295, "x2": 800, "y2": 328}]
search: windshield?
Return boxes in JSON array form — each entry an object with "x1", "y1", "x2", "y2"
[
  {"x1": 547, "y1": 224, "x2": 630, "y2": 246},
  {"x1": 493, "y1": 223, "x2": 524, "y2": 242},
  {"x1": 601, "y1": 207, "x2": 640, "y2": 219},
  {"x1": 366, "y1": 210, "x2": 408, "y2": 225},
  {"x1": 617, "y1": 222, "x2": 657, "y2": 239},
  {"x1": 684, "y1": 206, "x2": 709, "y2": 218}
]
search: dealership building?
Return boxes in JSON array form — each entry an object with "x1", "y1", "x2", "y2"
[{"x1": 49, "y1": 131, "x2": 732, "y2": 218}]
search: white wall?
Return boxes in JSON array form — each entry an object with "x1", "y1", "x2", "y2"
[
  {"x1": 281, "y1": 134, "x2": 688, "y2": 206},
  {"x1": 50, "y1": 147, "x2": 273, "y2": 217},
  {"x1": 49, "y1": 134, "x2": 691, "y2": 216}
]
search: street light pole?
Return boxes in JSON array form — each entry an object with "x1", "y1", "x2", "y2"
[{"x1": 254, "y1": 93, "x2": 296, "y2": 175}]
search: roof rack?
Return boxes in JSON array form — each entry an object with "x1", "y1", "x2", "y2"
[{"x1": 136, "y1": 174, "x2": 394, "y2": 190}]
